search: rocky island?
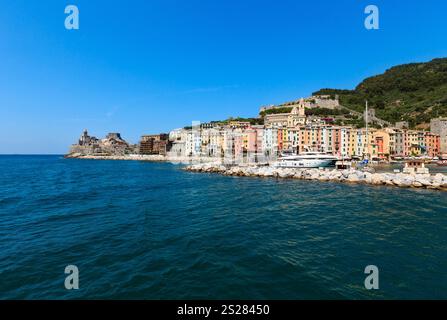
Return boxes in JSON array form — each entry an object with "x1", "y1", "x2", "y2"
[
  {"x1": 65, "y1": 129, "x2": 138, "y2": 159},
  {"x1": 65, "y1": 129, "x2": 210, "y2": 162}
]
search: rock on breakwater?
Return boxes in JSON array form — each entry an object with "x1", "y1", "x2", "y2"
[
  {"x1": 65, "y1": 153, "x2": 167, "y2": 161},
  {"x1": 64, "y1": 153, "x2": 219, "y2": 163},
  {"x1": 185, "y1": 163, "x2": 447, "y2": 191}
]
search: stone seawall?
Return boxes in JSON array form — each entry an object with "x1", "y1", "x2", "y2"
[
  {"x1": 185, "y1": 163, "x2": 447, "y2": 191},
  {"x1": 64, "y1": 153, "x2": 219, "y2": 163},
  {"x1": 65, "y1": 153, "x2": 166, "y2": 161}
]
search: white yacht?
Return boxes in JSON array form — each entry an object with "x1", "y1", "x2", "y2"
[{"x1": 273, "y1": 152, "x2": 339, "y2": 168}]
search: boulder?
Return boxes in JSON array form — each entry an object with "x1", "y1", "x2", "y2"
[
  {"x1": 371, "y1": 173, "x2": 383, "y2": 185},
  {"x1": 412, "y1": 181, "x2": 423, "y2": 188},
  {"x1": 428, "y1": 182, "x2": 442, "y2": 190},
  {"x1": 415, "y1": 177, "x2": 431, "y2": 187},
  {"x1": 347, "y1": 174, "x2": 360, "y2": 183}
]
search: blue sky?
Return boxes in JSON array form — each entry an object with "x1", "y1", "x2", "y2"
[{"x1": 0, "y1": 0, "x2": 446, "y2": 154}]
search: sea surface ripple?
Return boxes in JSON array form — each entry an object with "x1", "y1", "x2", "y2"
[{"x1": 0, "y1": 155, "x2": 446, "y2": 299}]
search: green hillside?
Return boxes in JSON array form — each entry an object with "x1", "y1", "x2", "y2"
[{"x1": 313, "y1": 58, "x2": 447, "y2": 128}]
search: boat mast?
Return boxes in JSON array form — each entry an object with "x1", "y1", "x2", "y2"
[{"x1": 365, "y1": 100, "x2": 369, "y2": 161}]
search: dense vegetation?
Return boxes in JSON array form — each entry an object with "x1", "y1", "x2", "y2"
[
  {"x1": 259, "y1": 107, "x2": 293, "y2": 117},
  {"x1": 204, "y1": 117, "x2": 265, "y2": 127},
  {"x1": 313, "y1": 58, "x2": 447, "y2": 128},
  {"x1": 305, "y1": 107, "x2": 351, "y2": 117},
  {"x1": 225, "y1": 117, "x2": 264, "y2": 125}
]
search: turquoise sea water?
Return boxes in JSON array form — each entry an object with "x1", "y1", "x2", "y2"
[{"x1": 0, "y1": 155, "x2": 446, "y2": 299}]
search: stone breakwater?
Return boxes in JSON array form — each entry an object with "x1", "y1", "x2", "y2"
[
  {"x1": 65, "y1": 153, "x2": 166, "y2": 161},
  {"x1": 185, "y1": 163, "x2": 447, "y2": 191},
  {"x1": 65, "y1": 153, "x2": 220, "y2": 163}
]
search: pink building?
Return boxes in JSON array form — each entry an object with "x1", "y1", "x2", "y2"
[
  {"x1": 253, "y1": 126, "x2": 264, "y2": 153},
  {"x1": 245, "y1": 129, "x2": 258, "y2": 153},
  {"x1": 233, "y1": 133, "x2": 244, "y2": 158}
]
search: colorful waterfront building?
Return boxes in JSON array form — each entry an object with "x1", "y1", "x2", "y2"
[
  {"x1": 166, "y1": 115, "x2": 442, "y2": 161},
  {"x1": 228, "y1": 121, "x2": 251, "y2": 129},
  {"x1": 262, "y1": 127, "x2": 278, "y2": 157},
  {"x1": 288, "y1": 128, "x2": 300, "y2": 153},
  {"x1": 353, "y1": 129, "x2": 367, "y2": 158},
  {"x1": 243, "y1": 128, "x2": 257, "y2": 153},
  {"x1": 208, "y1": 128, "x2": 224, "y2": 157},
  {"x1": 371, "y1": 130, "x2": 391, "y2": 160},
  {"x1": 277, "y1": 127, "x2": 287, "y2": 151},
  {"x1": 339, "y1": 127, "x2": 352, "y2": 158},
  {"x1": 253, "y1": 125, "x2": 264, "y2": 154},
  {"x1": 139, "y1": 133, "x2": 170, "y2": 155},
  {"x1": 430, "y1": 117, "x2": 447, "y2": 154},
  {"x1": 424, "y1": 132, "x2": 440, "y2": 157}
]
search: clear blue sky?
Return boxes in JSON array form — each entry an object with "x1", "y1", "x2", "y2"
[{"x1": 0, "y1": 0, "x2": 446, "y2": 154}]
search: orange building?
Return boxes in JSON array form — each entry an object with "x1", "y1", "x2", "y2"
[{"x1": 424, "y1": 132, "x2": 440, "y2": 157}]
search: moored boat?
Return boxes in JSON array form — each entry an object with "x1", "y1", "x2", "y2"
[
  {"x1": 273, "y1": 152, "x2": 338, "y2": 168},
  {"x1": 437, "y1": 154, "x2": 447, "y2": 166},
  {"x1": 437, "y1": 160, "x2": 447, "y2": 166}
]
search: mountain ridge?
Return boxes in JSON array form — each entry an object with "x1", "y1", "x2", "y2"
[{"x1": 313, "y1": 58, "x2": 447, "y2": 128}]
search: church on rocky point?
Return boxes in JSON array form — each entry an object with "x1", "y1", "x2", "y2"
[
  {"x1": 78, "y1": 129, "x2": 99, "y2": 146},
  {"x1": 68, "y1": 129, "x2": 137, "y2": 156}
]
